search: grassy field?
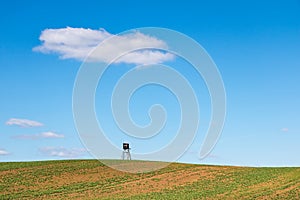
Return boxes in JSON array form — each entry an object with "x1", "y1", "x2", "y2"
[{"x1": 0, "y1": 160, "x2": 299, "y2": 199}]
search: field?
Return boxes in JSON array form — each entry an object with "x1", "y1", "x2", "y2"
[{"x1": 0, "y1": 160, "x2": 299, "y2": 199}]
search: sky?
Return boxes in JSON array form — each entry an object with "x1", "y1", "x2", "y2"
[{"x1": 0, "y1": 0, "x2": 300, "y2": 167}]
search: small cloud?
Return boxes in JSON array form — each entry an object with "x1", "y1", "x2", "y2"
[
  {"x1": 39, "y1": 147, "x2": 86, "y2": 158},
  {"x1": 34, "y1": 27, "x2": 174, "y2": 65},
  {"x1": 281, "y1": 128, "x2": 289, "y2": 132},
  {"x1": 0, "y1": 149, "x2": 10, "y2": 156},
  {"x1": 6, "y1": 118, "x2": 43, "y2": 128},
  {"x1": 39, "y1": 132, "x2": 64, "y2": 138},
  {"x1": 14, "y1": 131, "x2": 64, "y2": 140}
]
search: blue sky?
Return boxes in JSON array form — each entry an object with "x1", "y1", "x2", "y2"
[{"x1": 0, "y1": 0, "x2": 300, "y2": 167}]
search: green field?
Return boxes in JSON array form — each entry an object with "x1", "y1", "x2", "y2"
[{"x1": 0, "y1": 160, "x2": 299, "y2": 199}]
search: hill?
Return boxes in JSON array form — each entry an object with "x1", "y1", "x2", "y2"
[{"x1": 0, "y1": 160, "x2": 299, "y2": 199}]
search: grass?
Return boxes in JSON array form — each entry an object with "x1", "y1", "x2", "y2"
[{"x1": 0, "y1": 159, "x2": 299, "y2": 199}]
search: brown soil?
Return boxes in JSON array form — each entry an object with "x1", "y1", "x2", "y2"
[{"x1": 0, "y1": 160, "x2": 299, "y2": 199}]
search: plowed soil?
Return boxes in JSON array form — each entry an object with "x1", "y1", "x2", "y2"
[{"x1": 0, "y1": 160, "x2": 299, "y2": 199}]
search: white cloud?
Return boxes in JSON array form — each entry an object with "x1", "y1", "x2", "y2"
[
  {"x1": 6, "y1": 118, "x2": 43, "y2": 128},
  {"x1": 39, "y1": 131, "x2": 64, "y2": 138},
  {"x1": 281, "y1": 128, "x2": 289, "y2": 132},
  {"x1": 39, "y1": 147, "x2": 86, "y2": 158},
  {"x1": 14, "y1": 131, "x2": 64, "y2": 139},
  {"x1": 0, "y1": 149, "x2": 10, "y2": 156},
  {"x1": 33, "y1": 27, "x2": 174, "y2": 65}
]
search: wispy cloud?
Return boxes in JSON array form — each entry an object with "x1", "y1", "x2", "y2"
[
  {"x1": 281, "y1": 128, "x2": 289, "y2": 132},
  {"x1": 40, "y1": 132, "x2": 64, "y2": 138},
  {"x1": 0, "y1": 149, "x2": 10, "y2": 156},
  {"x1": 6, "y1": 118, "x2": 43, "y2": 128},
  {"x1": 39, "y1": 147, "x2": 86, "y2": 158},
  {"x1": 33, "y1": 27, "x2": 174, "y2": 65},
  {"x1": 13, "y1": 131, "x2": 64, "y2": 140}
]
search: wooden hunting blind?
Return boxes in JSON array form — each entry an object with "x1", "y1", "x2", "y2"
[{"x1": 122, "y1": 143, "x2": 131, "y2": 160}]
